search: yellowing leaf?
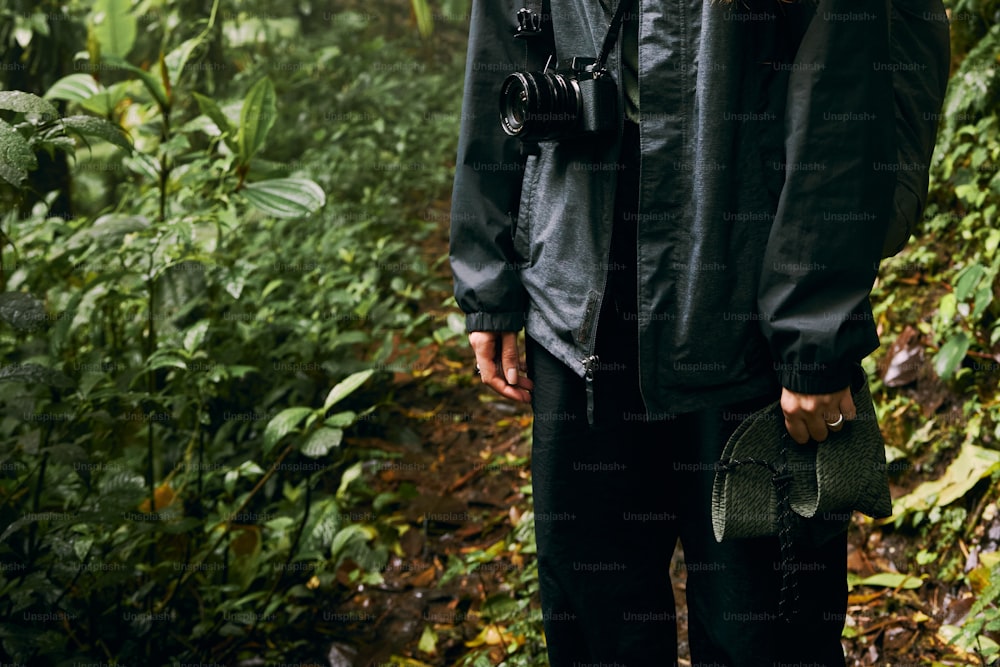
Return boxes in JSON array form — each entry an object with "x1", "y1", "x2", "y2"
[
  {"x1": 464, "y1": 624, "x2": 513, "y2": 647},
  {"x1": 855, "y1": 572, "x2": 923, "y2": 589},
  {"x1": 138, "y1": 482, "x2": 176, "y2": 513},
  {"x1": 229, "y1": 525, "x2": 260, "y2": 557},
  {"x1": 968, "y1": 564, "x2": 994, "y2": 594},
  {"x1": 889, "y1": 442, "x2": 1000, "y2": 518},
  {"x1": 417, "y1": 624, "x2": 437, "y2": 655},
  {"x1": 385, "y1": 657, "x2": 433, "y2": 667}
]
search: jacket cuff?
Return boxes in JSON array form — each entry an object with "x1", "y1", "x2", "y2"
[
  {"x1": 775, "y1": 359, "x2": 855, "y2": 395},
  {"x1": 466, "y1": 311, "x2": 525, "y2": 333}
]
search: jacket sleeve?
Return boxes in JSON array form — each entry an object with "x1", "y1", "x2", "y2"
[
  {"x1": 881, "y1": 0, "x2": 951, "y2": 257},
  {"x1": 757, "y1": 0, "x2": 897, "y2": 394},
  {"x1": 449, "y1": 0, "x2": 554, "y2": 333}
]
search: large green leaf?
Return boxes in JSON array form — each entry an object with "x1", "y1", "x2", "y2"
[
  {"x1": 301, "y1": 427, "x2": 344, "y2": 458},
  {"x1": 242, "y1": 178, "x2": 326, "y2": 218},
  {"x1": 0, "y1": 118, "x2": 37, "y2": 185},
  {"x1": 324, "y1": 369, "x2": 375, "y2": 410},
  {"x1": 933, "y1": 332, "x2": 971, "y2": 379},
  {"x1": 62, "y1": 115, "x2": 132, "y2": 152},
  {"x1": 237, "y1": 78, "x2": 277, "y2": 163},
  {"x1": 0, "y1": 91, "x2": 59, "y2": 120},
  {"x1": 263, "y1": 407, "x2": 313, "y2": 453},
  {"x1": 90, "y1": 0, "x2": 137, "y2": 58},
  {"x1": 44, "y1": 74, "x2": 104, "y2": 104}
]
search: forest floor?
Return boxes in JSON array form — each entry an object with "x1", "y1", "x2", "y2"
[{"x1": 317, "y1": 213, "x2": 996, "y2": 667}]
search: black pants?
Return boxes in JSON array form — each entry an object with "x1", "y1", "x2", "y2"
[{"x1": 525, "y1": 121, "x2": 847, "y2": 667}]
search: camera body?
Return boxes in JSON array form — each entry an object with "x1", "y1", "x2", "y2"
[{"x1": 499, "y1": 57, "x2": 619, "y2": 143}]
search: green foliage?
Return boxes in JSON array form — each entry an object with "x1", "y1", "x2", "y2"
[
  {"x1": 871, "y1": 3, "x2": 1000, "y2": 658},
  {"x1": 0, "y1": 0, "x2": 464, "y2": 664},
  {"x1": 918, "y1": 11, "x2": 1000, "y2": 380},
  {"x1": 953, "y1": 561, "x2": 1000, "y2": 664}
]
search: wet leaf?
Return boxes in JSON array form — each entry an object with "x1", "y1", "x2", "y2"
[
  {"x1": 0, "y1": 363, "x2": 73, "y2": 388},
  {"x1": 0, "y1": 292, "x2": 47, "y2": 332},
  {"x1": 0, "y1": 91, "x2": 59, "y2": 120},
  {"x1": 0, "y1": 117, "x2": 37, "y2": 185},
  {"x1": 63, "y1": 115, "x2": 132, "y2": 152}
]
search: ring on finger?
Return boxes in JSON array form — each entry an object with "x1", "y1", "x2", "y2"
[{"x1": 825, "y1": 413, "x2": 844, "y2": 431}]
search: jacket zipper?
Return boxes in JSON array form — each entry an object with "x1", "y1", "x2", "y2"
[
  {"x1": 581, "y1": 0, "x2": 630, "y2": 428},
  {"x1": 582, "y1": 354, "x2": 600, "y2": 424}
]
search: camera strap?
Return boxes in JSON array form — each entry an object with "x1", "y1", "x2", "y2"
[{"x1": 595, "y1": 0, "x2": 637, "y2": 73}]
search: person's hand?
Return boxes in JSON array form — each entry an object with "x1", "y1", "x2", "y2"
[
  {"x1": 780, "y1": 385, "x2": 856, "y2": 444},
  {"x1": 468, "y1": 331, "x2": 533, "y2": 403}
]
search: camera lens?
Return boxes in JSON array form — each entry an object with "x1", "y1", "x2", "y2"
[
  {"x1": 499, "y1": 69, "x2": 583, "y2": 142},
  {"x1": 544, "y1": 72, "x2": 580, "y2": 135},
  {"x1": 500, "y1": 73, "x2": 533, "y2": 137}
]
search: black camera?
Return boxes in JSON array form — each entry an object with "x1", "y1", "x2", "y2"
[{"x1": 499, "y1": 57, "x2": 618, "y2": 143}]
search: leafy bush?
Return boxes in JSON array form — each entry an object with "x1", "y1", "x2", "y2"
[
  {"x1": 0, "y1": 0, "x2": 464, "y2": 663},
  {"x1": 869, "y1": 0, "x2": 1000, "y2": 659}
]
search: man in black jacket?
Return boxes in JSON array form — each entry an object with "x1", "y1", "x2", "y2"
[{"x1": 450, "y1": 0, "x2": 949, "y2": 663}]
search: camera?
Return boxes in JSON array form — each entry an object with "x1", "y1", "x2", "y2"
[{"x1": 499, "y1": 57, "x2": 618, "y2": 143}]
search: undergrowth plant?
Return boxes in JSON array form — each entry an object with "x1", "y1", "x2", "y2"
[{"x1": 0, "y1": 0, "x2": 462, "y2": 663}]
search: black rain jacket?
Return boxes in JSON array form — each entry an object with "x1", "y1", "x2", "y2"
[{"x1": 449, "y1": 0, "x2": 949, "y2": 415}]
